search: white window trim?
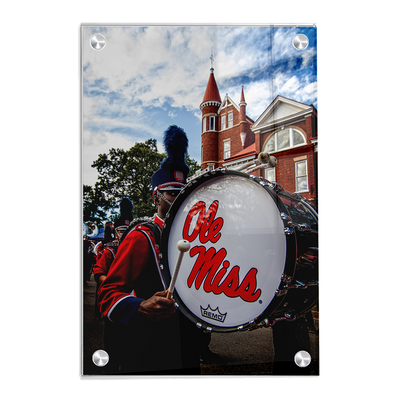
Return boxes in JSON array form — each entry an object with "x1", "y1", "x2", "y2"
[
  {"x1": 202, "y1": 117, "x2": 207, "y2": 133},
  {"x1": 227, "y1": 112, "x2": 233, "y2": 128},
  {"x1": 295, "y1": 159, "x2": 309, "y2": 193},
  {"x1": 265, "y1": 128, "x2": 306, "y2": 154},
  {"x1": 223, "y1": 140, "x2": 231, "y2": 160},
  {"x1": 221, "y1": 115, "x2": 226, "y2": 130},
  {"x1": 209, "y1": 116, "x2": 215, "y2": 131},
  {"x1": 265, "y1": 167, "x2": 276, "y2": 183}
]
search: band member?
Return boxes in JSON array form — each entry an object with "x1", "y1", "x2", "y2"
[
  {"x1": 94, "y1": 221, "x2": 114, "y2": 264},
  {"x1": 92, "y1": 202, "x2": 133, "y2": 372},
  {"x1": 92, "y1": 221, "x2": 116, "y2": 321},
  {"x1": 97, "y1": 125, "x2": 201, "y2": 374},
  {"x1": 83, "y1": 236, "x2": 96, "y2": 286},
  {"x1": 93, "y1": 222, "x2": 116, "y2": 284},
  {"x1": 93, "y1": 216, "x2": 131, "y2": 288},
  {"x1": 114, "y1": 197, "x2": 134, "y2": 238}
]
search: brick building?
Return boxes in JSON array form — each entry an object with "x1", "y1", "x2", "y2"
[{"x1": 200, "y1": 68, "x2": 318, "y2": 206}]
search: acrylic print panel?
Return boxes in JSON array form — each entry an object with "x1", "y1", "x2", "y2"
[{"x1": 80, "y1": 20, "x2": 320, "y2": 379}]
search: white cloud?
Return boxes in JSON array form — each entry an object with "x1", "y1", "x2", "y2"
[
  {"x1": 280, "y1": 75, "x2": 301, "y2": 93},
  {"x1": 245, "y1": 80, "x2": 275, "y2": 120},
  {"x1": 82, "y1": 25, "x2": 317, "y2": 185},
  {"x1": 82, "y1": 129, "x2": 138, "y2": 187},
  {"x1": 168, "y1": 111, "x2": 177, "y2": 118}
]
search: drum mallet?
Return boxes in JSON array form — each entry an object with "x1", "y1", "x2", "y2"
[{"x1": 166, "y1": 239, "x2": 191, "y2": 299}]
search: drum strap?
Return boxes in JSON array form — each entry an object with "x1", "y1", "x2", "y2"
[
  {"x1": 121, "y1": 218, "x2": 166, "y2": 295},
  {"x1": 120, "y1": 217, "x2": 161, "y2": 245},
  {"x1": 105, "y1": 247, "x2": 116, "y2": 259},
  {"x1": 118, "y1": 217, "x2": 165, "y2": 294}
]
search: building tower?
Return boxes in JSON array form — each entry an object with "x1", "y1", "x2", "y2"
[
  {"x1": 239, "y1": 86, "x2": 248, "y2": 147},
  {"x1": 200, "y1": 67, "x2": 221, "y2": 169}
]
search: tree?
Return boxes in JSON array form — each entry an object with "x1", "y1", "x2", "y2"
[
  {"x1": 87, "y1": 139, "x2": 200, "y2": 219},
  {"x1": 83, "y1": 184, "x2": 108, "y2": 226}
]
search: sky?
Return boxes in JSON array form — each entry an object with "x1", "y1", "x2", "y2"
[{"x1": 82, "y1": 25, "x2": 317, "y2": 187}]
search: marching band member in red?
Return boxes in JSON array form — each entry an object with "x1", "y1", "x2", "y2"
[
  {"x1": 97, "y1": 126, "x2": 201, "y2": 374},
  {"x1": 95, "y1": 221, "x2": 114, "y2": 263},
  {"x1": 93, "y1": 201, "x2": 133, "y2": 373},
  {"x1": 95, "y1": 214, "x2": 142, "y2": 296},
  {"x1": 93, "y1": 226, "x2": 116, "y2": 285},
  {"x1": 93, "y1": 221, "x2": 116, "y2": 320}
]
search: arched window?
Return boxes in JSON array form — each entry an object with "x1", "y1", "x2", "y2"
[{"x1": 264, "y1": 128, "x2": 306, "y2": 153}]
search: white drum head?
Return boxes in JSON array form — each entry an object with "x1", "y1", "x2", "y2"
[{"x1": 163, "y1": 172, "x2": 287, "y2": 331}]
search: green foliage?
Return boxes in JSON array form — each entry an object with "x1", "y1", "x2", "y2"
[{"x1": 84, "y1": 139, "x2": 200, "y2": 222}]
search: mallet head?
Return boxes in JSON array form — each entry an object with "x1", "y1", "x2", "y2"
[{"x1": 177, "y1": 239, "x2": 190, "y2": 252}]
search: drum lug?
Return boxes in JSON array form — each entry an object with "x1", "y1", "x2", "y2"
[
  {"x1": 284, "y1": 227, "x2": 295, "y2": 235},
  {"x1": 273, "y1": 182, "x2": 283, "y2": 193},
  {"x1": 295, "y1": 280, "x2": 308, "y2": 289},
  {"x1": 280, "y1": 212, "x2": 291, "y2": 221},
  {"x1": 195, "y1": 323, "x2": 213, "y2": 333},
  {"x1": 275, "y1": 288, "x2": 288, "y2": 297},
  {"x1": 281, "y1": 211, "x2": 312, "y2": 233},
  {"x1": 297, "y1": 223, "x2": 311, "y2": 231},
  {"x1": 281, "y1": 213, "x2": 295, "y2": 235}
]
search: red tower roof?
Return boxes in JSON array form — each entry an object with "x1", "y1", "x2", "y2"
[
  {"x1": 240, "y1": 86, "x2": 246, "y2": 104},
  {"x1": 202, "y1": 68, "x2": 221, "y2": 104}
]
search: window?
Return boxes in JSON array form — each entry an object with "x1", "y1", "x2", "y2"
[
  {"x1": 224, "y1": 140, "x2": 231, "y2": 159},
  {"x1": 295, "y1": 160, "x2": 308, "y2": 192},
  {"x1": 293, "y1": 130, "x2": 305, "y2": 146},
  {"x1": 265, "y1": 167, "x2": 275, "y2": 183},
  {"x1": 209, "y1": 116, "x2": 215, "y2": 131},
  {"x1": 221, "y1": 115, "x2": 226, "y2": 130},
  {"x1": 277, "y1": 129, "x2": 290, "y2": 150},
  {"x1": 228, "y1": 112, "x2": 233, "y2": 128},
  {"x1": 203, "y1": 116, "x2": 216, "y2": 132},
  {"x1": 264, "y1": 128, "x2": 306, "y2": 153}
]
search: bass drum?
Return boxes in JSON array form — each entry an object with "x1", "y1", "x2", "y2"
[{"x1": 160, "y1": 169, "x2": 318, "y2": 332}]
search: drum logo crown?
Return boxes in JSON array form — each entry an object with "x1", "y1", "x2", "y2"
[{"x1": 200, "y1": 305, "x2": 227, "y2": 323}]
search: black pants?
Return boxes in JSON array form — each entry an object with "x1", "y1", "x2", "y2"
[
  {"x1": 272, "y1": 317, "x2": 311, "y2": 375},
  {"x1": 117, "y1": 312, "x2": 201, "y2": 375},
  {"x1": 102, "y1": 318, "x2": 128, "y2": 374}
]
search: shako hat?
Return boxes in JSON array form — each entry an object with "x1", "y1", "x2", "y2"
[
  {"x1": 151, "y1": 125, "x2": 189, "y2": 193},
  {"x1": 103, "y1": 221, "x2": 115, "y2": 243},
  {"x1": 115, "y1": 197, "x2": 134, "y2": 229}
]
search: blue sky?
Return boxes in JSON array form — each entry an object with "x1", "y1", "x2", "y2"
[{"x1": 82, "y1": 25, "x2": 317, "y2": 186}]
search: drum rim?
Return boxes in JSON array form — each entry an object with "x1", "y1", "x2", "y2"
[{"x1": 160, "y1": 168, "x2": 297, "y2": 332}]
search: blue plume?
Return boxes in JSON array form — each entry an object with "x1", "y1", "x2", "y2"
[{"x1": 161, "y1": 125, "x2": 189, "y2": 172}]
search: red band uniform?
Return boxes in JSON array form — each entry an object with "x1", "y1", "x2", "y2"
[{"x1": 97, "y1": 126, "x2": 201, "y2": 374}]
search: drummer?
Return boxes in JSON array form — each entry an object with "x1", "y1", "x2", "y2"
[{"x1": 97, "y1": 125, "x2": 201, "y2": 374}]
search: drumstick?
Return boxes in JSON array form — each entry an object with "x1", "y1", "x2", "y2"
[{"x1": 166, "y1": 239, "x2": 191, "y2": 299}]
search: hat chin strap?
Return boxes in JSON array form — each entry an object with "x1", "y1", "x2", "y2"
[{"x1": 156, "y1": 190, "x2": 172, "y2": 206}]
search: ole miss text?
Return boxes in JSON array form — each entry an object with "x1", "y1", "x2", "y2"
[{"x1": 182, "y1": 200, "x2": 261, "y2": 303}]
